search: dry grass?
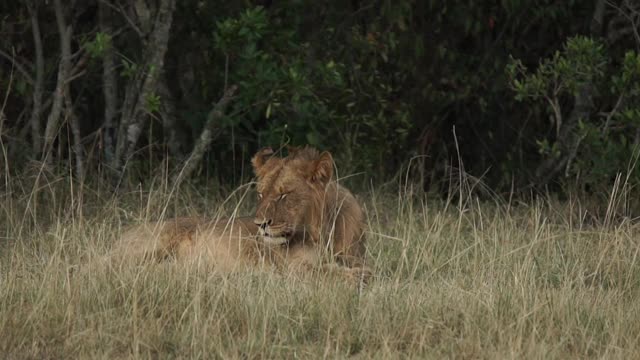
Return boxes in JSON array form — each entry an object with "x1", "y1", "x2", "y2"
[{"x1": 2, "y1": 174, "x2": 640, "y2": 359}]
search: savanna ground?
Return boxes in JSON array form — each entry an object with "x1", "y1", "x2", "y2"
[{"x1": 2, "y1": 170, "x2": 640, "y2": 359}]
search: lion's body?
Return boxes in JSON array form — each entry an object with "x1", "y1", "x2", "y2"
[
  {"x1": 303, "y1": 182, "x2": 366, "y2": 266},
  {"x1": 113, "y1": 145, "x2": 371, "y2": 283},
  {"x1": 113, "y1": 217, "x2": 323, "y2": 272}
]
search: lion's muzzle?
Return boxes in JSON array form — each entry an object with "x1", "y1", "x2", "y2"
[{"x1": 255, "y1": 218, "x2": 289, "y2": 246}]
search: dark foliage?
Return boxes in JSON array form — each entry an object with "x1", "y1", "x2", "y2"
[{"x1": 0, "y1": 0, "x2": 638, "y2": 194}]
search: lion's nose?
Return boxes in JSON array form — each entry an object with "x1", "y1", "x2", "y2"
[{"x1": 253, "y1": 218, "x2": 272, "y2": 229}]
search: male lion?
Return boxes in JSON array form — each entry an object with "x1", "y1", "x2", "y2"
[{"x1": 112, "y1": 146, "x2": 371, "y2": 284}]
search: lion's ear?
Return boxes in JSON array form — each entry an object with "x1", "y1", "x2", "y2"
[
  {"x1": 312, "y1": 151, "x2": 334, "y2": 184},
  {"x1": 252, "y1": 147, "x2": 274, "y2": 177}
]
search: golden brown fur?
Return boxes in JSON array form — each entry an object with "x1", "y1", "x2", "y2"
[
  {"x1": 251, "y1": 146, "x2": 367, "y2": 268},
  {"x1": 113, "y1": 146, "x2": 371, "y2": 284}
]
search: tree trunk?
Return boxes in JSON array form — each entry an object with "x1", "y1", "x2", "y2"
[
  {"x1": 42, "y1": 0, "x2": 72, "y2": 160},
  {"x1": 158, "y1": 75, "x2": 180, "y2": 157},
  {"x1": 64, "y1": 85, "x2": 84, "y2": 179},
  {"x1": 99, "y1": 2, "x2": 117, "y2": 166},
  {"x1": 172, "y1": 85, "x2": 237, "y2": 186},
  {"x1": 113, "y1": 0, "x2": 176, "y2": 176},
  {"x1": 27, "y1": 3, "x2": 44, "y2": 155}
]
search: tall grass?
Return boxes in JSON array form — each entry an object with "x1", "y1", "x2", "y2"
[{"x1": 2, "y1": 170, "x2": 640, "y2": 359}]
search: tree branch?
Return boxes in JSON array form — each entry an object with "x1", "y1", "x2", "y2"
[
  {"x1": 98, "y1": 0, "x2": 144, "y2": 38},
  {"x1": 172, "y1": 85, "x2": 238, "y2": 186},
  {"x1": 0, "y1": 49, "x2": 34, "y2": 85},
  {"x1": 606, "y1": 0, "x2": 640, "y2": 46}
]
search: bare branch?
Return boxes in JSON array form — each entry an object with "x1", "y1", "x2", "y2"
[
  {"x1": 172, "y1": 85, "x2": 238, "y2": 186},
  {"x1": 98, "y1": 0, "x2": 144, "y2": 38},
  {"x1": 0, "y1": 48, "x2": 34, "y2": 85},
  {"x1": 64, "y1": 70, "x2": 87, "y2": 85},
  {"x1": 606, "y1": 0, "x2": 640, "y2": 46},
  {"x1": 602, "y1": 93, "x2": 625, "y2": 135}
]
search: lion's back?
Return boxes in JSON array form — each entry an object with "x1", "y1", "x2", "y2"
[
  {"x1": 112, "y1": 217, "x2": 203, "y2": 260},
  {"x1": 112, "y1": 217, "x2": 261, "y2": 267}
]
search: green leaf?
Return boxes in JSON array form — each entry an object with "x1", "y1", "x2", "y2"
[{"x1": 306, "y1": 132, "x2": 320, "y2": 145}]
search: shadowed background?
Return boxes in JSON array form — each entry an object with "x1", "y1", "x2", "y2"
[{"x1": 0, "y1": 0, "x2": 639, "y2": 196}]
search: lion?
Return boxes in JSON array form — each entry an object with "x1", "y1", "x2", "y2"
[{"x1": 111, "y1": 146, "x2": 371, "y2": 284}]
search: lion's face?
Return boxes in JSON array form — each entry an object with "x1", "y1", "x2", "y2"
[{"x1": 251, "y1": 146, "x2": 334, "y2": 245}]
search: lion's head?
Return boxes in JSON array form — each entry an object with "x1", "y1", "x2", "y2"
[{"x1": 251, "y1": 146, "x2": 335, "y2": 246}]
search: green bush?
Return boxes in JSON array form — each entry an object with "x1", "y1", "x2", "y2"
[{"x1": 508, "y1": 36, "x2": 640, "y2": 190}]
